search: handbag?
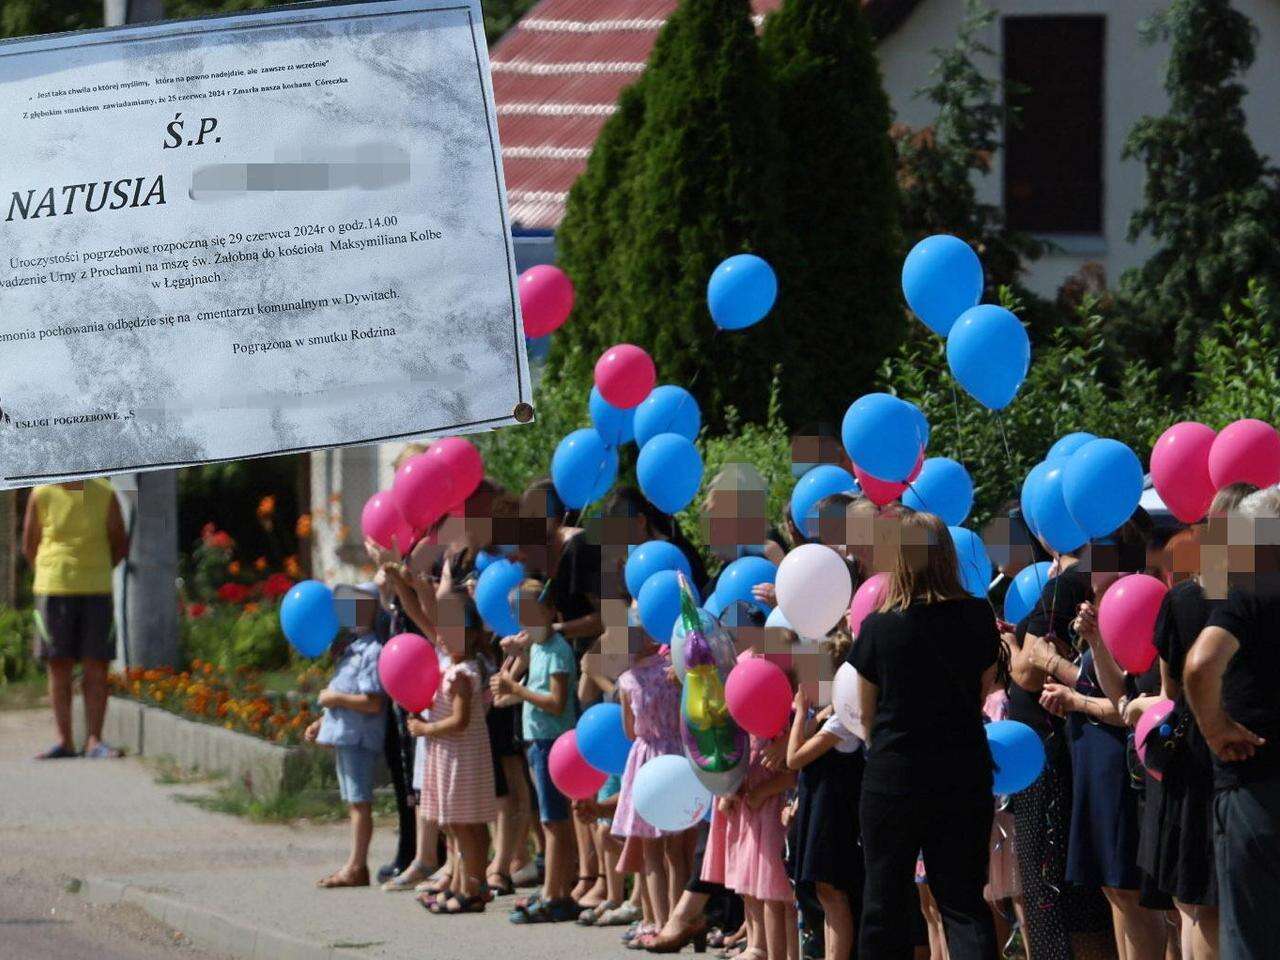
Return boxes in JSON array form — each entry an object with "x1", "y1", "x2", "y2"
[{"x1": 1136, "y1": 700, "x2": 1192, "y2": 778}]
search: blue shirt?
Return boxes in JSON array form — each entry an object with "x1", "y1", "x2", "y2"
[
  {"x1": 317, "y1": 632, "x2": 386, "y2": 752},
  {"x1": 522, "y1": 633, "x2": 577, "y2": 742}
]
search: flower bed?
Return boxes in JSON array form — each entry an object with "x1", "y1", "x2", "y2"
[{"x1": 109, "y1": 660, "x2": 328, "y2": 746}]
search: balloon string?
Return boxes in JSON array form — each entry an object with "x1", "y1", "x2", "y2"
[
  {"x1": 949, "y1": 380, "x2": 965, "y2": 462},
  {"x1": 994, "y1": 410, "x2": 1014, "y2": 468}
]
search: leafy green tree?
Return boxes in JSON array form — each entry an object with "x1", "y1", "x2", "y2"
[
  {"x1": 1, "y1": 0, "x2": 99, "y2": 37},
  {"x1": 547, "y1": 0, "x2": 784, "y2": 429},
  {"x1": 1189, "y1": 280, "x2": 1280, "y2": 426},
  {"x1": 1121, "y1": 0, "x2": 1280, "y2": 378},
  {"x1": 892, "y1": 0, "x2": 1044, "y2": 299},
  {"x1": 759, "y1": 0, "x2": 903, "y2": 428}
]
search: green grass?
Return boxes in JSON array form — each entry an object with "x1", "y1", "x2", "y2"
[
  {"x1": 175, "y1": 783, "x2": 398, "y2": 824},
  {"x1": 145, "y1": 754, "x2": 225, "y2": 786}
]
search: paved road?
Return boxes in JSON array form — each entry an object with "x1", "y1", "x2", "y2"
[
  {"x1": 0, "y1": 709, "x2": 629, "y2": 959},
  {"x1": 0, "y1": 878, "x2": 231, "y2": 960}
]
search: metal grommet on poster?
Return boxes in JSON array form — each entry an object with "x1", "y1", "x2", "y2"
[{"x1": 513, "y1": 402, "x2": 535, "y2": 424}]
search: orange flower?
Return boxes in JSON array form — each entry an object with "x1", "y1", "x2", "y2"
[
  {"x1": 257, "y1": 495, "x2": 276, "y2": 519},
  {"x1": 254, "y1": 556, "x2": 268, "y2": 572},
  {"x1": 228, "y1": 560, "x2": 241, "y2": 576},
  {"x1": 295, "y1": 514, "x2": 312, "y2": 539},
  {"x1": 243, "y1": 602, "x2": 260, "y2": 614}
]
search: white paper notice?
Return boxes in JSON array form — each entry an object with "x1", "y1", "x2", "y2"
[{"x1": 0, "y1": 0, "x2": 530, "y2": 489}]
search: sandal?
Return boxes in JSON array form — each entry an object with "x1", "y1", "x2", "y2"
[
  {"x1": 509, "y1": 896, "x2": 578, "y2": 924},
  {"x1": 486, "y1": 872, "x2": 515, "y2": 897},
  {"x1": 417, "y1": 868, "x2": 453, "y2": 895},
  {"x1": 382, "y1": 861, "x2": 435, "y2": 892},
  {"x1": 430, "y1": 894, "x2": 486, "y2": 915},
  {"x1": 600, "y1": 902, "x2": 642, "y2": 927},
  {"x1": 578, "y1": 900, "x2": 620, "y2": 926},
  {"x1": 511, "y1": 892, "x2": 542, "y2": 912},
  {"x1": 34, "y1": 744, "x2": 78, "y2": 760},
  {"x1": 83, "y1": 742, "x2": 123, "y2": 759},
  {"x1": 316, "y1": 866, "x2": 370, "y2": 888}
]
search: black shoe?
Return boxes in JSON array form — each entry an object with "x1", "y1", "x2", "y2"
[{"x1": 377, "y1": 861, "x2": 410, "y2": 884}]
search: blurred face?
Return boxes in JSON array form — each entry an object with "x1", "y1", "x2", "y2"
[{"x1": 700, "y1": 487, "x2": 768, "y2": 562}]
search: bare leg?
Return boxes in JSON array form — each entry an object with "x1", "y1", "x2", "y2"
[
  {"x1": 457, "y1": 823, "x2": 490, "y2": 900},
  {"x1": 348, "y1": 802, "x2": 373, "y2": 872},
  {"x1": 82, "y1": 659, "x2": 111, "y2": 749},
  {"x1": 784, "y1": 900, "x2": 799, "y2": 960},
  {"x1": 47, "y1": 658, "x2": 75, "y2": 752},
  {"x1": 500, "y1": 755, "x2": 531, "y2": 874},
  {"x1": 643, "y1": 837, "x2": 671, "y2": 929},
  {"x1": 663, "y1": 832, "x2": 692, "y2": 920},
  {"x1": 542, "y1": 819, "x2": 574, "y2": 901},
  {"x1": 599, "y1": 823, "x2": 626, "y2": 905},
  {"x1": 579, "y1": 820, "x2": 609, "y2": 908},
  {"x1": 917, "y1": 883, "x2": 950, "y2": 960},
  {"x1": 572, "y1": 814, "x2": 597, "y2": 901},
  {"x1": 816, "y1": 882, "x2": 854, "y2": 960},
  {"x1": 1104, "y1": 887, "x2": 1166, "y2": 960},
  {"x1": 1176, "y1": 900, "x2": 1218, "y2": 960},
  {"x1": 740, "y1": 896, "x2": 765, "y2": 960}
]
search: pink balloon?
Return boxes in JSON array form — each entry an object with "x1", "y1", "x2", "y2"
[
  {"x1": 725, "y1": 656, "x2": 792, "y2": 738},
  {"x1": 377, "y1": 633, "x2": 442, "y2": 713},
  {"x1": 426, "y1": 437, "x2": 485, "y2": 506},
  {"x1": 1097, "y1": 574, "x2": 1168, "y2": 673},
  {"x1": 1150, "y1": 422, "x2": 1216, "y2": 523},
  {"x1": 1208, "y1": 418, "x2": 1280, "y2": 490},
  {"x1": 1134, "y1": 697, "x2": 1176, "y2": 780},
  {"x1": 361, "y1": 491, "x2": 416, "y2": 555},
  {"x1": 848, "y1": 572, "x2": 891, "y2": 636},
  {"x1": 853, "y1": 453, "x2": 923, "y2": 506},
  {"x1": 594, "y1": 344, "x2": 656, "y2": 409},
  {"x1": 548, "y1": 729, "x2": 608, "y2": 800},
  {"x1": 519, "y1": 264, "x2": 575, "y2": 338},
  {"x1": 392, "y1": 452, "x2": 454, "y2": 531}
]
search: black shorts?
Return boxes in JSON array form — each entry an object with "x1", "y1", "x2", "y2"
[{"x1": 35, "y1": 594, "x2": 115, "y2": 662}]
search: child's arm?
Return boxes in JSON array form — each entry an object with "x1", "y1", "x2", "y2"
[
  {"x1": 619, "y1": 688, "x2": 636, "y2": 741},
  {"x1": 318, "y1": 689, "x2": 385, "y2": 715},
  {"x1": 787, "y1": 691, "x2": 838, "y2": 770},
  {"x1": 423, "y1": 675, "x2": 472, "y2": 737},
  {"x1": 505, "y1": 671, "x2": 568, "y2": 715},
  {"x1": 744, "y1": 768, "x2": 797, "y2": 809}
]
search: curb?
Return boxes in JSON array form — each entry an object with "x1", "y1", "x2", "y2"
[{"x1": 82, "y1": 877, "x2": 367, "y2": 960}]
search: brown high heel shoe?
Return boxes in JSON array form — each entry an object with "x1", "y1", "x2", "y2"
[{"x1": 645, "y1": 919, "x2": 709, "y2": 954}]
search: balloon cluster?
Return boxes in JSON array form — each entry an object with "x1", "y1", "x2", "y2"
[
  {"x1": 1021, "y1": 434, "x2": 1143, "y2": 552},
  {"x1": 1150, "y1": 418, "x2": 1280, "y2": 523}
]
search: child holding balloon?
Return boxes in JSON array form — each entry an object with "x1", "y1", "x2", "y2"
[
  {"x1": 304, "y1": 583, "x2": 387, "y2": 889},
  {"x1": 490, "y1": 579, "x2": 580, "y2": 923}
]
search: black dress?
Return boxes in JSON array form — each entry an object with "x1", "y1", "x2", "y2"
[
  {"x1": 789, "y1": 717, "x2": 866, "y2": 908},
  {"x1": 1009, "y1": 570, "x2": 1112, "y2": 959},
  {"x1": 1148, "y1": 580, "x2": 1219, "y2": 906}
]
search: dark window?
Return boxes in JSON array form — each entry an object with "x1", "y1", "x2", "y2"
[{"x1": 1003, "y1": 16, "x2": 1105, "y2": 234}]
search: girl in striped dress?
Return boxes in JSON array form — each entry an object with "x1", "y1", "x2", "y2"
[{"x1": 413, "y1": 628, "x2": 497, "y2": 914}]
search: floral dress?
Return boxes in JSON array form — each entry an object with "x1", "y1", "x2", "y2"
[{"x1": 612, "y1": 650, "x2": 683, "y2": 838}]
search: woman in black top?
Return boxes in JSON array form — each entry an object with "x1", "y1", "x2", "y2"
[{"x1": 849, "y1": 509, "x2": 1001, "y2": 960}]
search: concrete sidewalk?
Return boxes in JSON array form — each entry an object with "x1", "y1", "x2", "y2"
[{"x1": 0, "y1": 709, "x2": 629, "y2": 960}]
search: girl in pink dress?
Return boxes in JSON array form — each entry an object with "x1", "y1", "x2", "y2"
[
  {"x1": 702, "y1": 653, "x2": 796, "y2": 960},
  {"x1": 412, "y1": 632, "x2": 496, "y2": 915},
  {"x1": 613, "y1": 638, "x2": 688, "y2": 935}
]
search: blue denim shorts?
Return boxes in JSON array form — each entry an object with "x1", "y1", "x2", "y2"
[
  {"x1": 526, "y1": 739, "x2": 570, "y2": 823},
  {"x1": 335, "y1": 746, "x2": 378, "y2": 804}
]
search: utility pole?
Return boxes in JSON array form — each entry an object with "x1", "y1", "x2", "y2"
[{"x1": 106, "y1": 0, "x2": 178, "y2": 669}]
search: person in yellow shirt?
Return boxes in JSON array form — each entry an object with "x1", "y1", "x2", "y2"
[{"x1": 22, "y1": 479, "x2": 128, "y2": 759}]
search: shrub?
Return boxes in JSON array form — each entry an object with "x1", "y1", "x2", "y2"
[{"x1": 0, "y1": 606, "x2": 37, "y2": 683}]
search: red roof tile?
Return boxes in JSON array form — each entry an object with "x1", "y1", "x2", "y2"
[{"x1": 494, "y1": 0, "x2": 920, "y2": 228}]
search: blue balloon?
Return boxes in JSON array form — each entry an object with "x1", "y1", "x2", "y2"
[
  {"x1": 987, "y1": 719, "x2": 1046, "y2": 794},
  {"x1": 551, "y1": 428, "x2": 618, "y2": 509},
  {"x1": 634, "y1": 385, "x2": 702, "y2": 448},
  {"x1": 1019, "y1": 461, "x2": 1051, "y2": 537},
  {"x1": 790, "y1": 464, "x2": 859, "y2": 531},
  {"x1": 1047, "y1": 432, "x2": 1096, "y2": 461},
  {"x1": 589, "y1": 386, "x2": 635, "y2": 447},
  {"x1": 765, "y1": 605, "x2": 793, "y2": 630},
  {"x1": 841, "y1": 393, "x2": 925, "y2": 482},
  {"x1": 475, "y1": 558, "x2": 525, "y2": 636},
  {"x1": 637, "y1": 433, "x2": 703, "y2": 514},
  {"x1": 902, "y1": 457, "x2": 974, "y2": 526},
  {"x1": 703, "y1": 591, "x2": 726, "y2": 618},
  {"x1": 624, "y1": 540, "x2": 693, "y2": 599},
  {"x1": 1004, "y1": 561, "x2": 1054, "y2": 624},
  {"x1": 280, "y1": 580, "x2": 339, "y2": 657},
  {"x1": 577, "y1": 702, "x2": 633, "y2": 776},
  {"x1": 1024, "y1": 461, "x2": 1088, "y2": 553},
  {"x1": 901, "y1": 235, "x2": 984, "y2": 336},
  {"x1": 1062, "y1": 438, "x2": 1144, "y2": 539},
  {"x1": 949, "y1": 526, "x2": 992, "y2": 598},
  {"x1": 474, "y1": 549, "x2": 498, "y2": 573},
  {"x1": 638, "y1": 569, "x2": 700, "y2": 645},
  {"x1": 526, "y1": 334, "x2": 551, "y2": 361},
  {"x1": 909, "y1": 402, "x2": 932, "y2": 452},
  {"x1": 715, "y1": 556, "x2": 778, "y2": 613},
  {"x1": 707, "y1": 254, "x2": 778, "y2": 331},
  {"x1": 946, "y1": 305, "x2": 1030, "y2": 410}
]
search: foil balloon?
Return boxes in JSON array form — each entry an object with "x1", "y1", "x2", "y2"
[{"x1": 675, "y1": 575, "x2": 748, "y2": 796}]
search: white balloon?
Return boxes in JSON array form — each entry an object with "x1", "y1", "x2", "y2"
[
  {"x1": 775, "y1": 543, "x2": 853, "y2": 639},
  {"x1": 764, "y1": 605, "x2": 792, "y2": 630},
  {"x1": 633, "y1": 754, "x2": 713, "y2": 831},
  {"x1": 832, "y1": 661, "x2": 868, "y2": 743}
]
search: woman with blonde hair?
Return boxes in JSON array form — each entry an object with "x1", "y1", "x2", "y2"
[{"x1": 849, "y1": 510, "x2": 1001, "y2": 960}]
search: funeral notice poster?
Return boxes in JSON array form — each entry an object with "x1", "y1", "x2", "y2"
[{"x1": 0, "y1": 0, "x2": 531, "y2": 488}]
